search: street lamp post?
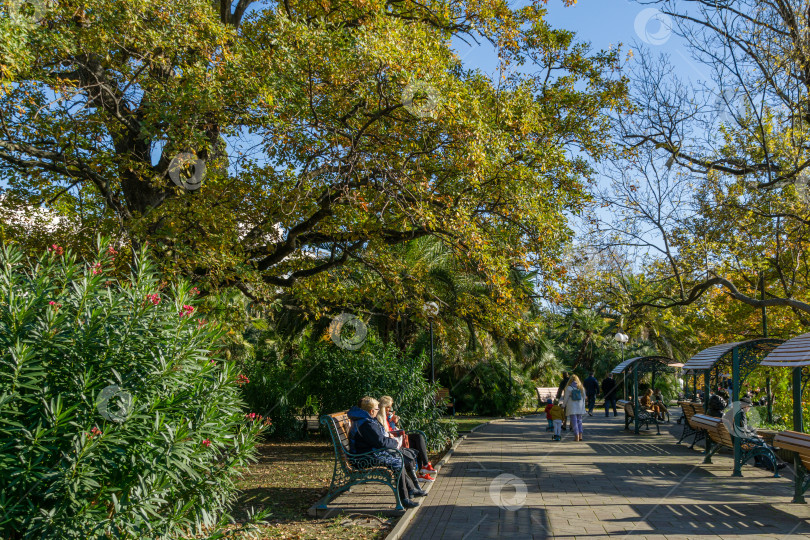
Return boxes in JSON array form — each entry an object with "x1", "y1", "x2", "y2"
[
  {"x1": 424, "y1": 302, "x2": 440, "y2": 384},
  {"x1": 614, "y1": 332, "x2": 629, "y2": 398}
]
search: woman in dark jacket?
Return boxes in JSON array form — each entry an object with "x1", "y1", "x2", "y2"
[{"x1": 347, "y1": 397, "x2": 425, "y2": 508}]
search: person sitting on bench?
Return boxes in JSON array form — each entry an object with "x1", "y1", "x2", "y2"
[
  {"x1": 652, "y1": 388, "x2": 669, "y2": 421},
  {"x1": 348, "y1": 397, "x2": 426, "y2": 508},
  {"x1": 736, "y1": 396, "x2": 785, "y2": 472},
  {"x1": 640, "y1": 389, "x2": 663, "y2": 418},
  {"x1": 706, "y1": 389, "x2": 728, "y2": 418},
  {"x1": 378, "y1": 395, "x2": 435, "y2": 481}
]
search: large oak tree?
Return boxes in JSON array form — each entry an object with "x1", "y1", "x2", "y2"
[{"x1": 0, "y1": 0, "x2": 626, "y2": 330}]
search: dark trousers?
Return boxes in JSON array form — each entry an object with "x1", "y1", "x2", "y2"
[
  {"x1": 397, "y1": 449, "x2": 419, "y2": 501},
  {"x1": 397, "y1": 465, "x2": 417, "y2": 502},
  {"x1": 408, "y1": 432, "x2": 429, "y2": 468},
  {"x1": 605, "y1": 398, "x2": 617, "y2": 416},
  {"x1": 587, "y1": 394, "x2": 596, "y2": 413}
]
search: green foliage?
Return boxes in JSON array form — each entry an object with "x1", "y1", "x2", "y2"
[
  {"x1": 0, "y1": 242, "x2": 266, "y2": 539},
  {"x1": 238, "y1": 345, "x2": 308, "y2": 441},
  {"x1": 451, "y1": 356, "x2": 535, "y2": 416},
  {"x1": 239, "y1": 335, "x2": 456, "y2": 451},
  {"x1": 305, "y1": 339, "x2": 457, "y2": 451}
]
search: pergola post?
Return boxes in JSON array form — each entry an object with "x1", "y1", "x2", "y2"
[
  {"x1": 703, "y1": 368, "x2": 712, "y2": 457},
  {"x1": 633, "y1": 364, "x2": 640, "y2": 434},
  {"x1": 793, "y1": 366, "x2": 805, "y2": 504},
  {"x1": 732, "y1": 347, "x2": 743, "y2": 477}
]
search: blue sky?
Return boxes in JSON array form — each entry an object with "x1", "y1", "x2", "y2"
[{"x1": 455, "y1": 0, "x2": 705, "y2": 85}]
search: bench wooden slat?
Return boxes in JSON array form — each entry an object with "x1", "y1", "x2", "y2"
[
  {"x1": 775, "y1": 430, "x2": 810, "y2": 453},
  {"x1": 774, "y1": 431, "x2": 810, "y2": 471}
]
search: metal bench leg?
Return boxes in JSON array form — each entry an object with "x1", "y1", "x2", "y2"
[
  {"x1": 703, "y1": 439, "x2": 715, "y2": 464},
  {"x1": 689, "y1": 430, "x2": 705, "y2": 450},
  {"x1": 794, "y1": 455, "x2": 808, "y2": 504}
]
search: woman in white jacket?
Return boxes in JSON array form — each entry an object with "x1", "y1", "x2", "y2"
[{"x1": 562, "y1": 374, "x2": 587, "y2": 441}]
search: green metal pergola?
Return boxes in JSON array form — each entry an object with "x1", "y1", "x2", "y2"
[
  {"x1": 760, "y1": 332, "x2": 810, "y2": 503},
  {"x1": 612, "y1": 356, "x2": 681, "y2": 434},
  {"x1": 682, "y1": 339, "x2": 783, "y2": 476}
]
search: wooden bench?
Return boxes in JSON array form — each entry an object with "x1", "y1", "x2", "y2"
[
  {"x1": 434, "y1": 388, "x2": 455, "y2": 415},
  {"x1": 317, "y1": 411, "x2": 406, "y2": 511},
  {"x1": 534, "y1": 387, "x2": 558, "y2": 412},
  {"x1": 691, "y1": 413, "x2": 779, "y2": 476},
  {"x1": 676, "y1": 401, "x2": 706, "y2": 449},
  {"x1": 620, "y1": 400, "x2": 660, "y2": 434},
  {"x1": 774, "y1": 430, "x2": 810, "y2": 499}
]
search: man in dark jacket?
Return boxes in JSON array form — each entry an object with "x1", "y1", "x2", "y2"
[
  {"x1": 735, "y1": 396, "x2": 785, "y2": 471},
  {"x1": 706, "y1": 390, "x2": 728, "y2": 418},
  {"x1": 601, "y1": 373, "x2": 618, "y2": 417},
  {"x1": 348, "y1": 397, "x2": 425, "y2": 508},
  {"x1": 584, "y1": 372, "x2": 599, "y2": 416}
]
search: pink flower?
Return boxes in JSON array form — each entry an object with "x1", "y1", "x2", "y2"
[
  {"x1": 209, "y1": 358, "x2": 216, "y2": 364},
  {"x1": 202, "y1": 439, "x2": 211, "y2": 447},
  {"x1": 190, "y1": 287, "x2": 200, "y2": 295},
  {"x1": 107, "y1": 246, "x2": 118, "y2": 256},
  {"x1": 48, "y1": 244, "x2": 64, "y2": 256},
  {"x1": 179, "y1": 305, "x2": 194, "y2": 317},
  {"x1": 48, "y1": 300, "x2": 62, "y2": 308},
  {"x1": 197, "y1": 318, "x2": 207, "y2": 328},
  {"x1": 89, "y1": 426, "x2": 102, "y2": 438},
  {"x1": 145, "y1": 293, "x2": 160, "y2": 305},
  {"x1": 91, "y1": 262, "x2": 103, "y2": 275},
  {"x1": 236, "y1": 374, "x2": 250, "y2": 386}
]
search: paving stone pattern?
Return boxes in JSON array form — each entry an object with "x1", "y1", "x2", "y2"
[{"x1": 400, "y1": 412, "x2": 810, "y2": 539}]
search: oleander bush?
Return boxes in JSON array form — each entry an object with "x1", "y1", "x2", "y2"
[{"x1": 0, "y1": 242, "x2": 267, "y2": 539}]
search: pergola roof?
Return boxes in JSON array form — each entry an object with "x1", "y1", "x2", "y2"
[
  {"x1": 682, "y1": 339, "x2": 783, "y2": 370},
  {"x1": 611, "y1": 356, "x2": 681, "y2": 374},
  {"x1": 761, "y1": 332, "x2": 810, "y2": 367},
  {"x1": 682, "y1": 342, "x2": 744, "y2": 370},
  {"x1": 611, "y1": 356, "x2": 643, "y2": 374}
]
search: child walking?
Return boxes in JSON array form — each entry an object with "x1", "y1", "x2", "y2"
[
  {"x1": 543, "y1": 398, "x2": 554, "y2": 431},
  {"x1": 550, "y1": 400, "x2": 565, "y2": 440},
  {"x1": 562, "y1": 374, "x2": 587, "y2": 441}
]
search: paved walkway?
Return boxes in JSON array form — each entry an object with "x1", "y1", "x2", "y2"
[{"x1": 401, "y1": 412, "x2": 810, "y2": 539}]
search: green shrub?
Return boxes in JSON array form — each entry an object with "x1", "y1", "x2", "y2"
[
  {"x1": 300, "y1": 338, "x2": 456, "y2": 451},
  {"x1": 0, "y1": 243, "x2": 267, "y2": 538},
  {"x1": 451, "y1": 357, "x2": 534, "y2": 416},
  {"x1": 238, "y1": 346, "x2": 308, "y2": 440}
]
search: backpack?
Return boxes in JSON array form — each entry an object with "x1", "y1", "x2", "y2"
[{"x1": 570, "y1": 387, "x2": 582, "y2": 401}]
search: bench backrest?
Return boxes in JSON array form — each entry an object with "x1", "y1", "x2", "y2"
[
  {"x1": 536, "y1": 387, "x2": 557, "y2": 404},
  {"x1": 322, "y1": 411, "x2": 354, "y2": 471},
  {"x1": 622, "y1": 401, "x2": 635, "y2": 416},
  {"x1": 693, "y1": 403, "x2": 705, "y2": 414},
  {"x1": 691, "y1": 413, "x2": 733, "y2": 447},
  {"x1": 775, "y1": 430, "x2": 810, "y2": 470},
  {"x1": 681, "y1": 403, "x2": 699, "y2": 427}
]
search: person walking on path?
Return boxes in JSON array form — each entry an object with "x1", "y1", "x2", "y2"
[
  {"x1": 550, "y1": 400, "x2": 565, "y2": 441},
  {"x1": 584, "y1": 372, "x2": 599, "y2": 416},
  {"x1": 556, "y1": 371, "x2": 570, "y2": 430},
  {"x1": 601, "y1": 373, "x2": 618, "y2": 417},
  {"x1": 562, "y1": 374, "x2": 587, "y2": 441}
]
